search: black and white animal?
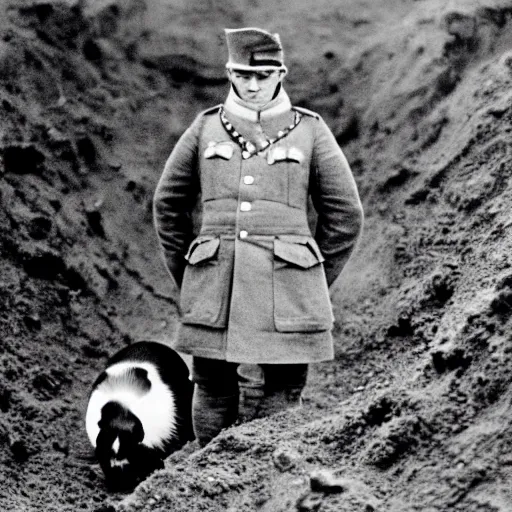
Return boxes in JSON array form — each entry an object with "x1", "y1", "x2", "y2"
[{"x1": 85, "y1": 341, "x2": 194, "y2": 489}]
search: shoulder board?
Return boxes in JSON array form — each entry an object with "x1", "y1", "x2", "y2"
[
  {"x1": 292, "y1": 106, "x2": 320, "y2": 119},
  {"x1": 201, "y1": 104, "x2": 223, "y2": 116}
]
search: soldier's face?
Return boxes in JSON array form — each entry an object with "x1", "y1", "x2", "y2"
[{"x1": 228, "y1": 69, "x2": 285, "y2": 107}]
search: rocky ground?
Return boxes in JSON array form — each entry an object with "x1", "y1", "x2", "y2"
[{"x1": 1, "y1": 0, "x2": 512, "y2": 511}]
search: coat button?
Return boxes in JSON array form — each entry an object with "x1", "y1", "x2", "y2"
[
  {"x1": 240, "y1": 201, "x2": 251, "y2": 212},
  {"x1": 239, "y1": 230, "x2": 248, "y2": 239},
  {"x1": 243, "y1": 175, "x2": 254, "y2": 185}
]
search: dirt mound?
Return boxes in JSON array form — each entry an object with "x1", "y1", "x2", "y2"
[
  {"x1": 0, "y1": 1, "x2": 186, "y2": 509},
  {"x1": 2, "y1": 0, "x2": 512, "y2": 511}
]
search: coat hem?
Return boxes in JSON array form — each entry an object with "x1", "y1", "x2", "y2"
[{"x1": 173, "y1": 322, "x2": 334, "y2": 364}]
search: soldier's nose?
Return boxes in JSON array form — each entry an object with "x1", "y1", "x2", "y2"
[{"x1": 248, "y1": 76, "x2": 260, "y2": 91}]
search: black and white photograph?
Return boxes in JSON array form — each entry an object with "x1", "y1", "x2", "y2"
[{"x1": 1, "y1": 0, "x2": 512, "y2": 510}]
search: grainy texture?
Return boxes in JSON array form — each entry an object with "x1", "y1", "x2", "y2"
[{"x1": 2, "y1": 0, "x2": 512, "y2": 511}]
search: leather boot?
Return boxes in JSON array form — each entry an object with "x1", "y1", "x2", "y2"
[
  {"x1": 192, "y1": 385, "x2": 238, "y2": 447},
  {"x1": 259, "y1": 387, "x2": 303, "y2": 418}
]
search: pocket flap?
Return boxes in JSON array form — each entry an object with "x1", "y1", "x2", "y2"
[
  {"x1": 204, "y1": 142, "x2": 234, "y2": 160},
  {"x1": 267, "y1": 146, "x2": 287, "y2": 164},
  {"x1": 274, "y1": 238, "x2": 322, "y2": 269},
  {"x1": 267, "y1": 146, "x2": 304, "y2": 165},
  {"x1": 287, "y1": 147, "x2": 304, "y2": 163},
  {"x1": 185, "y1": 237, "x2": 220, "y2": 265}
]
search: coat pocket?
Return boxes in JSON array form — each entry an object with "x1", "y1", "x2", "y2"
[
  {"x1": 180, "y1": 236, "x2": 232, "y2": 328},
  {"x1": 273, "y1": 236, "x2": 334, "y2": 333},
  {"x1": 201, "y1": 141, "x2": 239, "y2": 201},
  {"x1": 266, "y1": 146, "x2": 309, "y2": 209}
]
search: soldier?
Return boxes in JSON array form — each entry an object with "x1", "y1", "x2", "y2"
[{"x1": 153, "y1": 27, "x2": 364, "y2": 446}]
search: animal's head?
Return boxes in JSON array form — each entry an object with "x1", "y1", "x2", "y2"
[
  {"x1": 95, "y1": 401, "x2": 163, "y2": 490},
  {"x1": 86, "y1": 357, "x2": 187, "y2": 489}
]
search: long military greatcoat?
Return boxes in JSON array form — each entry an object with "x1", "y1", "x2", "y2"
[{"x1": 153, "y1": 87, "x2": 363, "y2": 364}]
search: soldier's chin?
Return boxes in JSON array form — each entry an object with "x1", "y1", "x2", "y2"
[{"x1": 243, "y1": 95, "x2": 267, "y2": 107}]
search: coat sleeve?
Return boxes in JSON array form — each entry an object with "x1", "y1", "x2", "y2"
[
  {"x1": 310, "y1": 116, "x2": 364, "y2": 287},
  {"x1": 153, "y1": 115, "x2": 202, "y2": 289}
]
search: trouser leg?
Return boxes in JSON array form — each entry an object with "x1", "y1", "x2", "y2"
[
  {"x1": 237, "y1": 363, "x2": 265, "y2": 422},
  {"x1": 238, "y1": 363, "x2": 309, "y2": 421},
  {"x1": 259, "y1": 363, "x2": 308, "y2": 417},
  {"x1": 192, "y1": 386, "x2": 239, "y2": 446},
  {"x1": 191, "y1": 357, "x2": 239, "y2": 447}
]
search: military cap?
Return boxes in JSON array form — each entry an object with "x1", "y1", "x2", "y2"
[{"x1": 224, "y1": 27, "x2": 286, "y2": 71}]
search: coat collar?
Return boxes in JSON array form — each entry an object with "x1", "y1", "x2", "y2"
[{"x1": 223, "y1": 86, "x2": 292, "y2": 122}]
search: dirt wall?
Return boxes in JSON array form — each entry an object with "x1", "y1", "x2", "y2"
[{"x1": 1, "y1": 1, "x2": 512, "y2": 511}]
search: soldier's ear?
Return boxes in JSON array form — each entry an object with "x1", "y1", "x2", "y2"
[{"x1": 278, "y1": 68, "x2": 288, "y2": 81}]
